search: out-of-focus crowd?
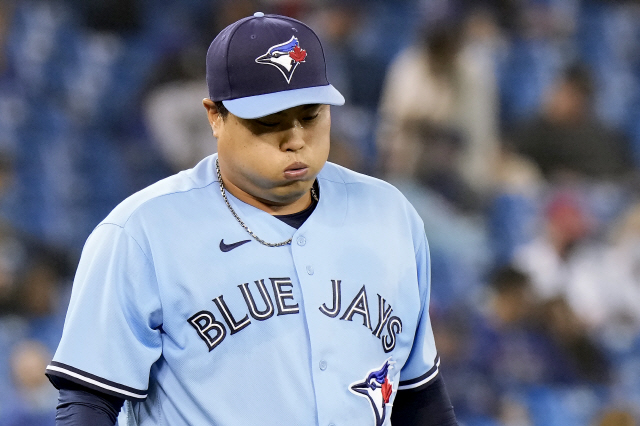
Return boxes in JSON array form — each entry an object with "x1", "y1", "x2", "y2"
[{"x1": 0, "y1": 0, "x2": 639, "y2": 425}]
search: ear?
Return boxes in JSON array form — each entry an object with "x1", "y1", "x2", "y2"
[{"x1": 203, "y1": 98, "x2": 224, "y2": 138}]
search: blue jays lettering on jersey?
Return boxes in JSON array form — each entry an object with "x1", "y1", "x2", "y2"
[{"x1": 46, "y1": 153, "x2": 440, "y2": 426}]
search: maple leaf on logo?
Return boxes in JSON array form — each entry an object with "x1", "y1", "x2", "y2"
[
  {"x1": 289, "y1": 45, "x2": 307, "y2": 62},
  {"x1": 381, "y1": 377, "x2": 392, "y2": 403}
]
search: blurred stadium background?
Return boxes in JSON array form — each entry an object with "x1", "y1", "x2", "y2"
[{"x1": 0, "y1": 0, "x2": 640, "y2": 425}]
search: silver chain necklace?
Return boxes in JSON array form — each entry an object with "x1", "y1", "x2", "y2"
[{"x1": 216, "y1": 159, "x2": 318, "y2": 247}]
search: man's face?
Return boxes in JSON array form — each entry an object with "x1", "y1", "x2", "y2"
[{"x1": 205, "y1": 102, "x2": 331, "y2": 210}]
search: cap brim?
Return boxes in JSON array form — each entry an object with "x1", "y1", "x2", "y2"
[{"x1": 222, "y1": 84, "x2": 345, "y2": 119}]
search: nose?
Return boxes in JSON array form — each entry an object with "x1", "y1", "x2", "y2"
[{"x1": 280, "y1": 121, "x2": 305, "y2": 152}]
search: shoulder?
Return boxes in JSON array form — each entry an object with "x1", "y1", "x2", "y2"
[
  {"x1": 100, "y1": 155, "x2": 219, "y2": 229},
  {"x1": 319, "y1": 162, "x2": 424, "y2": 229},
  {"x1": 319, "y1": 162, "x2": 405, "y2": 195}
]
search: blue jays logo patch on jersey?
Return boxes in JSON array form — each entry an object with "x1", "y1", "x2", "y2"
[
  {"x1": 350, "y1": 358, "x2": 396, "y2": 426},
  {"x1": 255, "y1": 36, "x2": 307, "y2": 83}
]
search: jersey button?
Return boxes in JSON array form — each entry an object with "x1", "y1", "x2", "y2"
[
  {"x1": 319, "y1": 360, "x2": 327, "y2": 370},
  {"x1": 306, "y1": 265, "x2": 314, "y2": 275},
  {"x1": 297, "y1": 236, "x2": 306, "y2": 246}
]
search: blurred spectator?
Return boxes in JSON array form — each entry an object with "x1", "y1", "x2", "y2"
[
  {"x1": 377, "y1": 4, "x2": 502, "y2": 207},
  {"x1": 536, "y1": 297, "x2": 610, "y2": 384},
  {"x1": 594, "y1": 407, "x2": 637, "y2": 426},
  {"x1": 0, "y1": 225, "x2": 27, "y2": 316},
  {"x1": 513, "y1": 191, "x2": 602, "y2": 325},
  {"x1": 0, "y1": 153, "x2": 27, "y2": 316},
  {"x1": 0, "y1": 0, "x2": 10, "y2": 74},
  {"x1": 304, "y1": 0, "x2": 388, "y2": 174},
  {"x1": 508, "y1": 63, "x2": 634, "y2": 182},
  {"x1": 602, "y1": 203, "x2": 640, "y2": 328},
  {"x1": 70, "y1": 0, "x2": 141, "y2": 33},
  {"x1": 516, "y1": 190, "x2": 640, "y2": 333},
  {"x1": 15, "y1": 250, "x2": 72, "y2": 352},
  {"x1": 471, "y1": 266, "x2": 609, "y2": 387},
  {"x1": 17, "y1": 255, "x2": 62, "y2": 316},
  {"x1": 142, "y1": 0, "x2": 266, "y2": 172},
  {"x1": 439, "y1": 267, "x2": 537, "y2": 420},
  {"x1": 587, "y1": 201, "x2": 640, "y2": 340},
  {"x1": 307, "y1": 0, "x2": 389, "y2": 111},
  {"x1": 475, "y1": 266, "x2": 561, "y2": 387},
  {"x1": 0, "y1": 0, "x2": 23, "y2": 158},
  {"x1": 143, "y1": 48, "x2": 214, "y2": 172},
  {"x1": 209, "y1": 0, "x2": 265, "y2": 35},
  {"x1": 432, "y1": 312, "x2": 500, "y2": 422},
  {"x1": 2, "y1": 340, "x2": 56, "y2": 426},
  {"x1": 437, "y1": 265, "x2": 611, "y2": 422},
  {"x1": 498, "y1": 395, "x2": 533, "y2": 426}
]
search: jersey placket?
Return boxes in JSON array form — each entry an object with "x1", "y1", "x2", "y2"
[
  {"x1": 288, "y1": 178, "x2": 359, "y2": 426},
  {"x1": 290, "y1": 228, "x2": 336, "y2": 426}
]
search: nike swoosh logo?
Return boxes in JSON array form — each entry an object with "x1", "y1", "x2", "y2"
[{"x1": 219, "y1": 239, "x2": 251, "y2": 252}]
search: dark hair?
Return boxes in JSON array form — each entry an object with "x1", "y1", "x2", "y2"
[
  {"x1": 214, "y1": 101, "x2": 229, "y2": 119},
  {"x1": 563, "y1": 63, "x2": 594, "y2": 99},
  {"x1": 490, "y1": 266, "x2": 530, "y2": 294}
]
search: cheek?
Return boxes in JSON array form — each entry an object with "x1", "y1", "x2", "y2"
[
  {"x1": 216, "y1": 121, "x2": 258, "y2": 159},
  {"x1": 221, "y1": 135, "x2": 280, "y2": 179},
  {"x1": 308, "y1": 118, "x2": 332, "y2": 164},
  {"x1": 315, "y1": 134, "x2": 331, "y2": 164}
]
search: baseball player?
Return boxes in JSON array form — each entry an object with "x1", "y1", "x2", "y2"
[{"x1": 46, "y1": 13, "x2": 458, "y2": 426}]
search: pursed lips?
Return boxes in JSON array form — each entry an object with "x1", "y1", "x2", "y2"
[{"x1": 283, "y1": 162, "x2": 309, "y2": 179}]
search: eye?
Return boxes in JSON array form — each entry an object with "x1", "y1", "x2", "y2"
[
  {"x1": 255, "y1": 120, "x2": 280, "y2": 128},
  {"x1": 302, "y1": 113, "x2": 319, "y2": 122}
]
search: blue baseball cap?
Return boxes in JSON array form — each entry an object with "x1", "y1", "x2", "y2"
[{"x1": 206, "y1": 12, "x2": 345, "y2": 119}]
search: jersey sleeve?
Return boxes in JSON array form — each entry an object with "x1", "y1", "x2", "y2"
[
  {"x1": 391, "y1": 375, "x2": 458, "y2": 425},
  {"x1": 46, "y1": 223, "x2": 162, "y2": 401},
  {"x1": 398, "y1": 232, "x2": 440, "y2": 391}
]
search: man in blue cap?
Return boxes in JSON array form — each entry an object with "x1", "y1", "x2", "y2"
[{"x1": 46, "y1": 13, "x2": 457, "y2": 426}]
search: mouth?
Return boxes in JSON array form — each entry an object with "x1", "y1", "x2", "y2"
[{"x1": 283, "y1": 162, "x2": 309, "y2": 180}]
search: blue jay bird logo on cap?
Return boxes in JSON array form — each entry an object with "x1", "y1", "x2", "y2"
[
  {"x1": 349, "y1": 358, "x2": 396, "y2": 426},
  {"x1": 255, "y1": 36, "x2": 307, "y2": 83}
]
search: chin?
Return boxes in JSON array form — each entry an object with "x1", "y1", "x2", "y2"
[
  {"x1": 272, "y1": 190, "x2": 308, "y2": 205},
  {"x1": 271, "y1": 182, "x2": 311, "y2": 203}
]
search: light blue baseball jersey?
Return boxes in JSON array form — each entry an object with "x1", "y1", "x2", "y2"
[{"x1": 46, "y1": 153, "x2": 440, "y2": 426}]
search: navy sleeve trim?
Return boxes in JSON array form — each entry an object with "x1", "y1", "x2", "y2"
[
  {"x1": 46, "y1": 361, "x2": 147, "y2": 401},
  {"x1": 398, "y1": 354, "x2": 440, "y2": 390}
]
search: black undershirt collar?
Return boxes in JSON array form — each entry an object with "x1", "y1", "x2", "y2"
[{"x1": 273, "y1": 181, "x2": 319, "y2": 229}]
